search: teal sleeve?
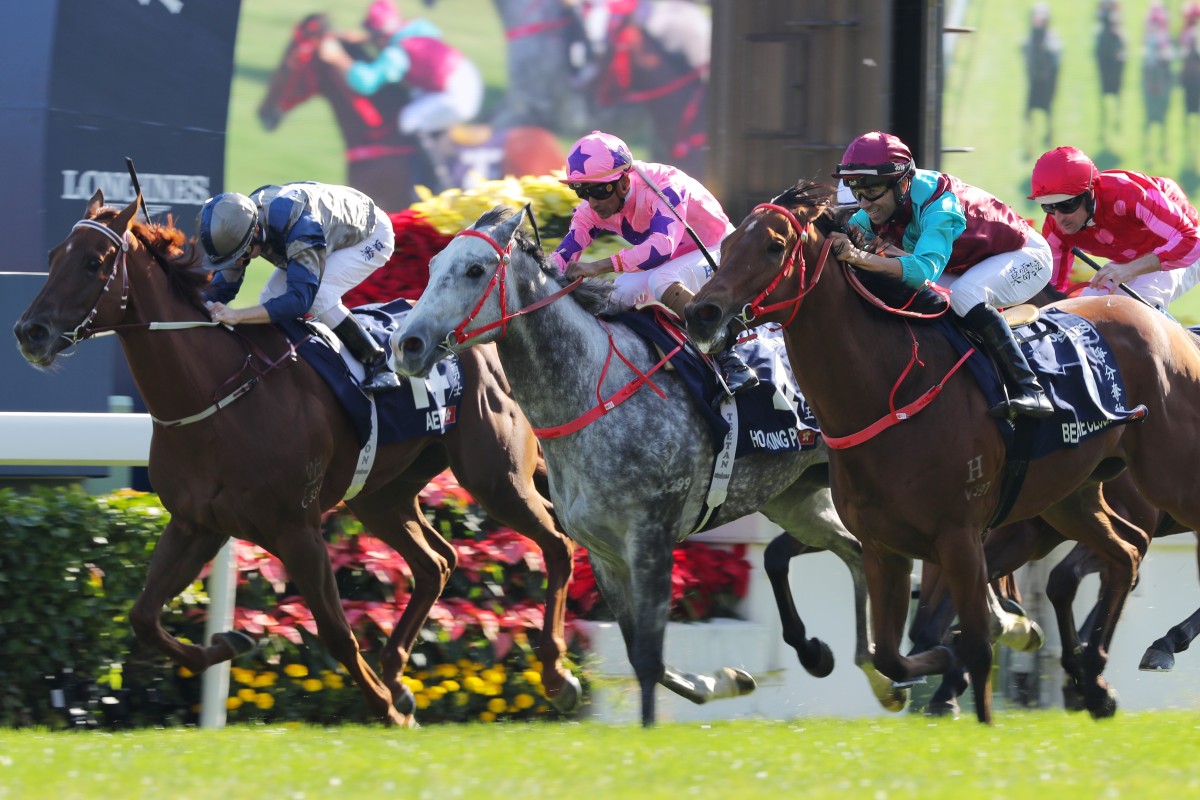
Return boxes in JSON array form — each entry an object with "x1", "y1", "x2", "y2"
[
  {"x1": 896, "y1": 200, "x2": 965, "y2": 289},
  {"x1": 346, "y1": 44, "x2": 411, "y2": 96}
]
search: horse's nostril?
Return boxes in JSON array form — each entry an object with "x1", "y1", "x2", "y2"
[
  {"x1": 696, "y1": 304, "x2": 719, "y2": 323},
  {"x1": 401, "y1": 337, "x2": 423, "y2": 355}
]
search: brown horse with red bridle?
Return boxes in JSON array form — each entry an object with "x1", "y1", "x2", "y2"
[
  {"x1": 13, "y1": 191, "x2": 578, "y2": 726},
  {"x1": 686, "y1": 180, "x2": 1200, "y2": 723}
]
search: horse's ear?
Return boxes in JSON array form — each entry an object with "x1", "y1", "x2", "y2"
[
  {"x1": 493, "y1": 205, "x2": 526, "y2": 246},
  {"x1": 113, "y1": 193, "x2": 141, "y2": 233},
  {"x1": 86, "y1": 190, "x2": 105, "y2": 219}
]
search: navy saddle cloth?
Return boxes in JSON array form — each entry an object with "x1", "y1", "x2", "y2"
[
  {"x1": 276, "y1": 298, "x2": 464, "y2": 448},
  {"x1": 615, "y1": 309, "x2": 820, "y2": 456},
  {"x1": 936, "y1": 307, "x2": 1146, "y2": 458}
]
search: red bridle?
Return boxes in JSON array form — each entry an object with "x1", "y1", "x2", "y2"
[
  {"x1": 446, "y1": 228, "x2": 582, "y2": 346},
  {"x1": 735, "y1": 203, "x2": 833, "y2": 328}
]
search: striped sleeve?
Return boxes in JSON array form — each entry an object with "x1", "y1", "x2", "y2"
[{"x1": 1129, "y1": 180, "x2": 1200, "y2": 269}]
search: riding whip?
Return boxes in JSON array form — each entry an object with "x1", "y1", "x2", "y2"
[
  {"x1": 630, "y1": 164, "x2": 719, "y2": 276},
  {"x1": 1070, "y1": 247, "x2": 1159, "y2": 311},
  {"x1": 124, "y1": 156, "x2": 152, "y2": 225}
]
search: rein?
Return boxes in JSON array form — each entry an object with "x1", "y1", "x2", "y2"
[
  {"x1": 68, "y1": 216, "x2": 306, "y2": 428},
  {"x1": 446, "y1": 222, "x2": 681, "y2": 439},
  {"x1": 447, "y1": 228, "x2": 583, "y2": 345}
]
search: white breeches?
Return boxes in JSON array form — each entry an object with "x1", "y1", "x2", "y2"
[{"x1": 937, "y1": 230, "x2": 1053, "y2": 315}]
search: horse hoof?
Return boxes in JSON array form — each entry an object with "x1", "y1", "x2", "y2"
[
  {"x1": 212, "y1": 630, "x2": 256, "y2": 657},
  {"x1": 802, "y1": 640, "x2": 835, "y2": 678},
  {"x1": 1087, "y1": 683, "x2": 1119, "y2": 719},
  {"x1": 1062, "y1": 681, "x2": 1087, "y2": 713},
  {"x1": 864, "y1": 668, "x2": 909, "y2": 713},
  {"x1": 1138, "y1": 647, "x2": 1176, "y2": 672},
  {"x1": 394, "y1": 683, "x2": 416, "y2": 717},
  {"x1": 549, "y1": 673, "x2": 583, "y2": 714},
  {"x1": 721, "y1": 667, "x2": 757, "y2": 696},
  {"x1": 924, "y1": 699, "x2": 960, "y2": 719}
]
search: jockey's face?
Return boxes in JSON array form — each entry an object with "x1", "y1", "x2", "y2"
[
  {"x1": 585, "y1": 174, "x2": 630, "y2": 219},
  {"x1": 857, "y1": 178, "x2": 902, "y2": 227},
  {"x1": 1045, "y1": 194, "x2": 1091, "y2": 235}
]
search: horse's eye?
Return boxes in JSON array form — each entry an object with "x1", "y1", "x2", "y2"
[
  {"x1": 85, "y1": 255, "x2": 103, "y2": 274},
  {"x1": 767, "y1": 239, "x2": 786, "y2": 257},
  {"x1": 466, "y1": 263, "x2": 486, "y2": 279}
]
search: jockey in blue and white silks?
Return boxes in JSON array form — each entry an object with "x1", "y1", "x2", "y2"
[{"x1": 197, "y1": 182, "x2": 401, "y2": 393}]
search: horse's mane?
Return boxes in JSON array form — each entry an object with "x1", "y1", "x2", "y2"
[
  {"x1": 476, "y1": 206, "x2": 620, "y2": 316},
  {"x1": 91, "y1": 207, "x2": 210, "y2": 309}
]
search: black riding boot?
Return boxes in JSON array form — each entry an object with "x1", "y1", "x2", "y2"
[
  {"x1": 961, "y1": 303, "x2": 1053, "y2": 419},
  {"x1": 715, "y1": 343, "x2": 759, "y2": 395},
  {"x1": 332, "y1": 315, "x2": 403, "y2": 393}
]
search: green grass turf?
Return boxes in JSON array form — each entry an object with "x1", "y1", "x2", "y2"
[{"x1": 1, "y1": 712, "x2": 1198, "y2": 799}]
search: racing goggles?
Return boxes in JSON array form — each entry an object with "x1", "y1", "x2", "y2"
[
  {"x1": 1040, "y1": 193, "x2": 1088, "y2": 215},
  {"x1": 569, "y1": 181, "x2": 619, "y2": 201}
]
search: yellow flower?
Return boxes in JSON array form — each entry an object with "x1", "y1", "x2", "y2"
[
  {"x1": 284, "y1": 663, "x2": 308, "y2": 678},
  {"x1": 441, "y1": 680, "x2": 460, "y2": 693},
  {"x1": 177, "y1": 667, "x2": 195, "y2": 679},
  {"x1": 302, "y1": 678, "x2": 324, "y2": 693},
  {"x1": 254, "y1": 693, "x2": 275, "y2": 710},
  {"x1": 231, "y1": 667, "x2": 254, "y2": 685},
  {"x1": 237, "y1": 688, "x2": 257, "y2": 702},
  {"x1": 415, "y1": 694, "x2": 431, "y2": 710},
  {"x1": 323, "y1": 672, "x2": 344, "y2": 690},
  {"x1": 487, "y1": 697, "x2": 507, "y2": 714},
  {"x1": 402, "y1": 676, "x2": 425, "y2": 694},
  {"x1": 427, "y1": 685, "x2": 446, "y2": 700},
  {"x1": 522, "y1": 670, "x2": 541, "y2": 686},
  {"x1": 479, "y1": 711, "x2": 496, "y2": 723},
  {"x1": 226, "y1": 696, "x2": 243, "y2": 710},
  {"x1": 514, "y1": 693, "x2": 535, "y2": 710},
  {"x1": 463, "y1": 676, "x2": 486, "y2": 694},
  {"x1": 483, "y1": 668, "x2": 506, "y2": 685},
  {"x1": 252, "y1": 672, "x2": 278, "y2": 688},
  {"x1": 434, "y1": 663, "x2": 458, "y2": 679}
]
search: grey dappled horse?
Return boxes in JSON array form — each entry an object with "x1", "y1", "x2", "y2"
[{"x1": 389, "y1": 206, "x2": 905, "y2": 725}]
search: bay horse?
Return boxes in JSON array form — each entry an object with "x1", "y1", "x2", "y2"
[
  {"x1": 685, "y1": 180, "x2": 1200, "y2": 723},
  {"x1": 258, "y1": 13, "x2": 435, "y2": 212},
  {"x1": 388, "y1": 206, "x2": 1037, "y2": 725},
  {"x1": 12, "y1": 192, "x2": 579, "y2": 726}
]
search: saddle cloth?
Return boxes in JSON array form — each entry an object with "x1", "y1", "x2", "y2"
[
  {"x1": 936, "y1": 308, "x2": 1146, "y2": 458},
  {"x1": 615, "y1": 308, "x2": 820, "y2": 456},
  {"x1": 276, "y1": 298, "x2": 464, "y2": 449}
]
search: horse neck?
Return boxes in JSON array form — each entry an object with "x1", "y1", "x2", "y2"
[
  {"x1": 494, "y1": 0, "x2": 562, "y2": 28},
  {"x1": 117, "y1": 253, "x2": 246, "y2": 422},
  {"x1": 491, "y1": 261, "x2": 632, "y2": 428},
  {"x1": 782, "y1": 257, "x2": 944, "y2": 436}
]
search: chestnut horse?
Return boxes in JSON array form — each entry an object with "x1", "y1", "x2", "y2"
[
  {"x1": 258, "y1": 13, "x2": 434, "y2": 212},
  {"x1": 12, "y1": 192, "x2": 578, "y2": 726},
  {"x1": 686, "y1": 181, "x2": 1200, "y2": 722}
]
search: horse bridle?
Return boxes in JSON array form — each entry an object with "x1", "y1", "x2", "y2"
[
  {"x1": 64, "y1": 218, "x2": 132, "y2": 345},
  {"x1": 443, "y1": 227, "x2": 582, "y2": 347},
  {"x1": 735, "y1": 203, "x2": 833, "y2": 328}
]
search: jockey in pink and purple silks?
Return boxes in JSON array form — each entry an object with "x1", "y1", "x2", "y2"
[{"x1": 551, "y1": 130, "x2": 758, "y2": 394}]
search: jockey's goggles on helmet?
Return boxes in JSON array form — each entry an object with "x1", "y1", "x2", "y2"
[
  {"x1": 569, "y1": 180, "x2": 619, "y2": 201},
  {"x1": 1040, "y1": 192, "x2": 1089, "y2": 215}
]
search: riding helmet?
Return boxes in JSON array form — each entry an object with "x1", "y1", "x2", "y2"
[
  {"x1": 197, "y1": 192, "x2": 259, "y2": 269},
  {"x1": 561, "y1": 130, "x2": 634, "y2": 184},
  {"x1": 1028, "y1": 146, "x2": 1100, "y2": 204},
  {"x1": 831, "y1": 131, "x2": 915, "y2": 188}
]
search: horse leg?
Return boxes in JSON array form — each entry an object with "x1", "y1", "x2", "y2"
[
  {"x1": 763, "y1": 533, "x2": 832, "y2": 675},
  {"x1": 348, "y1": 486, "x2": 456, "y2": 717},
  {"x1": 863, "y1": 547, "x2": 955, "y2": 698},
  {"x1": 129, "y1": 519, "x2": 250, "y2": 673},
  {"x1": 908, "y1": 564, "x2": 968, "y2": 717},
  {"x1": 447, "y1": 348, "x2": 580, "y2": 711},
  {"x1": 765, "y1": 484, "x2": 907, "y2": 712},
  {"x1": 1140, "y1": 533, "x2": 1200, "y2": 671},
  {"x1": 933, "y1": 531, "x2": 996, "y2": 724},
  {"x1": 1042, "y1": 543, "x2": 1100, "y2": 711},
  {"x1": 1039, "y1": 484, "x2": 1147, "y2": 720},
  {"x1": 271, "y1": 526, "x2": 409, "y2": 726}
]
